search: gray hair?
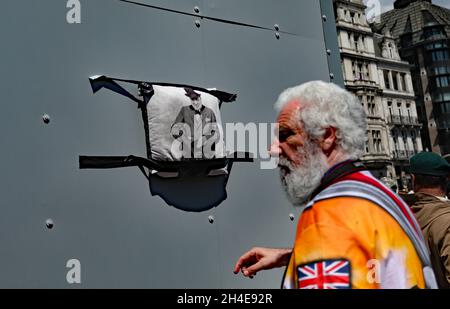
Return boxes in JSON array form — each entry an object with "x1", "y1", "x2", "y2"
[{"x1": 274, "y1": 81, "x2": 367, "y2": 159}]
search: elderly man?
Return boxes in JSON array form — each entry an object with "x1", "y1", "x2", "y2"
[
  {"x1": 409, "y1": 152, "x2": 450, "y2": 288},
  {"x1": 234, "y1": 81, "x2": 436, "y2": 289},
  {"x1": 172, "y1": 88, "x2": 218, "y2": 159}
]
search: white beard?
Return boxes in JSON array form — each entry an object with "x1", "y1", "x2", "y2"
[{"x1": 279, "y1": 140, "x2": 329, "y2": 207}]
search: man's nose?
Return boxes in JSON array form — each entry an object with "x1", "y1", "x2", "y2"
[{"x1": 269, "y1": 139, "x2": 282, "y2": 157}]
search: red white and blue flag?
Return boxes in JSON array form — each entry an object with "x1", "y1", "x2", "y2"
[{"x1": 297, "y1": 259, "x2": 351, "y2": 289}]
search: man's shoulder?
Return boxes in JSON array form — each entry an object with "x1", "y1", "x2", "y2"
[
  {"x1": 412, "y1": 193, "x2": 450, "y2": 213},
  {"x1": 307, "y1": 178, "x2": 396, "y2": 212},
  {"x1": 307, "y1": 195, "x2": 388, "y2": 218},
  {"x1": 202, "y1": 106, "x2": 216, "y2": 115},
  {"x1": 180, "y1": 105, "x2": 191, "y2": 112},
  {"x1": 414, "y1": 192, "x2": 448, "y2": 204},
  {"x1": 300, "y1": 196, "x2": 408, "y2": 241}
]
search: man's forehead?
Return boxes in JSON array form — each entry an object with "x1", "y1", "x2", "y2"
[{"x1": 277, "y1": 100, "x2": 301, "y2": 121}]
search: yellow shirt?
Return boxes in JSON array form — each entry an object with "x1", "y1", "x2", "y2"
[{"x1": 283, "y1": 196, "x2": 425, "y2": 289}]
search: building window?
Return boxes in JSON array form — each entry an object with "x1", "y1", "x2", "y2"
[
  {"x1": 438, "y1": 101, "x2": 450, "y2": 113},
  {"x1": 406, "y1": 103, "x2": 414, "y2": 123},
  {"x1": 352, "y1": 61, "x2": 370, "y2": 81},
  {"x1": 397, "y1": 101, "x2": 403, "y2": 117},
  {"x1": 358, "y1": 95, "x2": 364, "y2": 106},
  {"x1": 402, "y1": 130, "x2": 409, "y2": 152},
  {"x1": 434, "y1": 66, "x2": 450, "y2": 75},
  {"x1": 365, "y1": 130, "x2": 370, "y2": 153},
  {"x1": 384, "y1": 70, "x2": 391, "y2": 89},
  {"x1": 392, "y1": 129, "x2": 399, "y2": 151},
  {"x1": 424, "y1": 27, "x2": 445, "y2": 40},
  {"x1": 412, "y1": 130, "x2": 418, "y2": 152},
  {"x1": 358, "y1": 63, "x2": 363, "y2": 80},
  {"x1": 392, "y1": 72, "x2": 399, "y2": 90},
  {"x1": 400, "y1": 73, "x2": 407, "y2": 91},
  {"x1": 425, "y1": 41, "x2": 448, "y2": 50},
  {"x1": 372, "y1": 130, "x2": 383, "y2": 153},
  {"x1": 350, "y1": 11, "x2": 356, "y2": 24},
  {"x1": 434, "y1": 92, "x2": 450, "y2": 102},
  {"x1": 435, "y1": 75, "x2": 450, "y2": 88},
  {"x1": 431, "y1": 50, "x2": 449, "y2": 62},
  {"x1": 368, "y1": 96, "x2": 376, "y2": 116}
]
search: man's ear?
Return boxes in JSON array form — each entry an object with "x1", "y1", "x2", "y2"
[{"x1": 320, "y1": 127, "x2": 337, "y2": 155}]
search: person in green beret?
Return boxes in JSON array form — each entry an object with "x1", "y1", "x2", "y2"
[{"x1": 409, "y1": 152, "x2": 450, "y2": 288}]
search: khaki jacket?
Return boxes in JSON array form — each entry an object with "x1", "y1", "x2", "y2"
[{"x1": 411, "y1": 193, "x2": 450, "y2": 289}]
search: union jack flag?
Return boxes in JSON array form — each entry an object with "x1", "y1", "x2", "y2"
[{"x1": 297, "y1": 259, "x2": 351, "y2": 289}]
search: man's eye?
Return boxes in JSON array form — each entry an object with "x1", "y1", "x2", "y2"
[{"x1": 279, "y1": 130, "x2": 293, "y2": 142}]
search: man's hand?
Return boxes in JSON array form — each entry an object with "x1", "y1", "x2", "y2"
[{"x1": 233, "y1": 247, "x2": 292, "y2": 278}]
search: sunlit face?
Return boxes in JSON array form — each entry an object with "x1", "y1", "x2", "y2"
[
  {"x1": 270, "y1": 100, "x2": 329, "y2": 206},
  {"x1": 270, "y1": 100, "x2": 306, "y2": 168}
]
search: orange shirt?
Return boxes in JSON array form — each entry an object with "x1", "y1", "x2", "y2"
[{"x1": 282, "y1": 196, "x2": 425, "y2": 289}]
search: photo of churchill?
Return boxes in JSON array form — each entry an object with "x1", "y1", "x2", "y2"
[{"x1": 171, "y1": 88, "x2": 219, "y2": 159}]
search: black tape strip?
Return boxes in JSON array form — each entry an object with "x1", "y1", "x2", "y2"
[
  {"x1": 119, "y1": 0, "x2": 298, "y2": 36},
  {"x1": 89, "y1": 75, "x2": 142, "y2": 104},
  {"x1": 79, "y1": 155, "x2": 163, "y2": 170},
  {"x1": 79, "y1": 153, "x2": 253, "y2": 170},
  {"x1": 111, "y1": 76, "x2": 237, "y2": 103}
]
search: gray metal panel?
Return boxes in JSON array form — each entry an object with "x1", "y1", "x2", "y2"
[
  {"x1": 0, "y1": 0, "x2": 336, "y2": 288},
  {"x1": 200, "y1": 0, "x2": 329, "y2": 288},
  {"x1": 319, "y1": 0, "x2": 345, "y2": 87},
  {"x1": 200, "y1": 0, "x2": 325, "y2": 39}
]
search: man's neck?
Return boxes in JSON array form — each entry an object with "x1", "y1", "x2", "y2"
[{"x1": 326, "y1": 149, "x2": 350, "y2": 169}]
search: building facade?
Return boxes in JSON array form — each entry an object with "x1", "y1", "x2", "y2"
[
  {"x1": 334, "y1": 0, "x2": 423, "y2": 187},
  {"x1": 375, "y1": 32, "x2": 423, "y2": 187},
  {"x1": 373, "y1": 0, "x2": 450, "y2": 155}
]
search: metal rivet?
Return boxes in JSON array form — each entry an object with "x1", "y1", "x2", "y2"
[
  {"x1": 275, "y1": 32, "x2": 280, "y2": 40},
  {"x1": 208, "y1": 215, "x2": 214, "y2": 224},
  {"x1": 322, "y1": 15, "x2": 327, "y2": 22},
  {"x1": 42, "y1": 114, "x2": 50, "y2": 124},
  {"x1": 274, "y1": 24, "x2": 280, "y2": 31},
  {"x1": 194, "y1": 6, "x2": 200, "y2": 14},
  {"x1": 326, "y1": 49, "x2": 331, "y2": 55},
  {"x1": 289, "y1": 214, "x2": 295, "y2": 221},
  {"x1": 195, "y1": 20, "x2": 201, "y2": 28},
  {"x1": 330, "y1": 73, "x2": 334, "y2": 79},
  {"x1": 46, "y1": 218, "x2": 54, "y2": 229}
]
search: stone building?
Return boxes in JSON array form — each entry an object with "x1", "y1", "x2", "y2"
[
  {"x1": 375, "y1": 31, "x2": 423, "y2": 187},
  {"x1": 333, "y1": 0, "x2": 423, "y2": 186},
  {"x1": 372, "y1": 0, "x2": 450, "y2": 155}
]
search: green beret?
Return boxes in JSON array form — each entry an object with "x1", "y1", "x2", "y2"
[{"x1": 409, "y1": 152, "x2": 450, "y2": 177}]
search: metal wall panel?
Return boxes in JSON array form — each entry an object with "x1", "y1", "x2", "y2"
[{"x1": 0, "y1": 0, "x2": 337, "y2": 288}]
